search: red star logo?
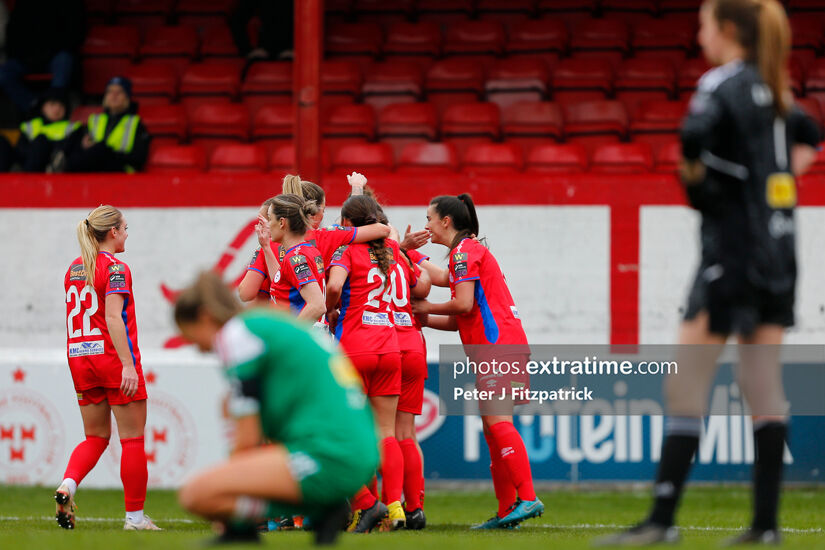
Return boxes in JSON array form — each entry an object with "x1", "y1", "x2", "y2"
[
  {"x1": 145, "y1": 371, "x2": 156, "y2": 384},
  {"x1": 12, "y1": 368, "x2": 25, "y2": 383}
]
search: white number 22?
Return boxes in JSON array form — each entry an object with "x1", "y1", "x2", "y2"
[{"x1": 66, "y1": 286, "x2": 103, "y2": 338}]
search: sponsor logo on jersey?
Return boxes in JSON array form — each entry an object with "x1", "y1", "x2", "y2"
[
  {"x1": 331, "y1": 245, "x2": 347, "y2": 262},
  {"x1": 368, "y1": 248, "x2": 378, "y2": 263},
  {"x1": 453, "y1": 261, "x2": 468, "y2": 278},
  {"x1": 68, "y1": 340, "x2": 105, "y2": 357},
  {"x1": 453, "y1": 252, "x2": 467, "y2": 262},
  {"x1": 69, "y1": 264, "x2": 86, "y2": 281},
  {"x1": 109, "y1": 272, "x2": 127, "y2": 289},
  {"x1": 362, "y1": 311, "x2": 393, "y2": 326},
  {"x1": 290, "y1": 254, "x2": 306, "y2": 265},
  {"x1": 108, "y1": 264, "x2": 124, "y2": 273},
  {"x1": 393, "y1": 311, "x2": 413, "y2": 327},
  {"x1": 292, "y1": 256, "x2": 312, "y2": 280},
  {"x1": 510, "y1": 305, "x2": 521, "y2": 319},
  {"x1": 248, "y1": 249, "x2": 259, "y2": 267},
  {"x1": 314, "y1": 255, "x2": 324, "y2": 274}
]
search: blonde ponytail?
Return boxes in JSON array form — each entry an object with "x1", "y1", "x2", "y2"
[
  {"x1": 76, "y1": 205, "x2": 122, "y2": 287},
  {"x1": 282, "y1": 174, "x2": 326, "y2": 205},
  {"x1": 756, "y1": 0, "x2": 791, "y2": 116}
]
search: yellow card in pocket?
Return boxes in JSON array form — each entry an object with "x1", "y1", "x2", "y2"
[{"x1": 766, "y1": 172, "x2": 797, "y2": 209}]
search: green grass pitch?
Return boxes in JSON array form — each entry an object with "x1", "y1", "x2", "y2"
[{"x1": 0, "y1": 485, "x2": 823, "y2": 549}]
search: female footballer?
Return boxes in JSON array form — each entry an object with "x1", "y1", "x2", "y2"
[
  {"x1": 599, "y1": 0, "x2": 819, "y2": 545},
  {"x1": 57, "y1": 205, "x2": 160, "y2": 531},
  {"x1": 412, "y1": 194, "x2": 544, "y2": 529},
  {"x1": 175, "y1": 271, "x2": 379, "y2": 545}
]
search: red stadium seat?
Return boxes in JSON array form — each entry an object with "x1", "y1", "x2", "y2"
[
  {"x1": 140, "y1": 103, "x2": 187, "y2": 144},
  {"x1": 569, "y1": 19, "x2": 629, "y2": 68},
  {"x1": 353, "y1": 0, "x2": 413, "y2": 25},
  {"x1": 505, "y1": 19, "x2": 568, "y2": 66},
  {"x1": 82, "y1": 25, "x2": 140, "y2": 95},
  {"x1": 125, "y1": 63, "x2": 178, "y2": 105},
  {"x1": 397, "y1": 142, "x2": 459, "y2": 174},
  {"x1": 330, "y1": 141, "x2": 394, "y2": 173},
  {"x1": 199, "y1": 24, "x2": 242, "y2": 62},
  {"x1": 485, "y1": 57, "x2": 551, "y2": 110},
  {"x1": 252, "y1": 104, "x2": 294, "y2": 153},
  {"x1": 658, "y1": 0, "x2": 702, "y2": 13},
  {"x1": 441, "y1": 102, "x2": 501, "y2": 157},
  {"x1": 325, "y1": 23, "x2": 383, "y2": 70},
  {"x1": 362, "y1": 62, "x2": 424, "y2": 111},
  {"x1": 536, "y1": 0, "x2": 596, "y2": 27},
  {"x1": 552, "y1": 59, "x2": 614, "y2": 102},
  {"x1": 562, "y1": 100, "x2": 628, "y2": 152},
  {"x1": 443, "y1": 20, "x2": 505, "y2": 68},
  {"x1": 322, "y1": 61, "x2": 363, "y2": 105},
  {"x1": 677, "y1": 58, "x2": 711, "y2": 98},
  {"x1": 501, "y1": 101, "x2": 562, "y2": 152},
  {"x1": 654, "y1": 140, "x2": 681, "y2": 174},
  {"x1": 426, "y1": 58, "x2": 485, "y2": 116},
  {"x1": 417, "y1": 0, "x2": 473, "y2": 27},
  {"x1": 189, "y1": 102, "x2": 250, "y2": 157},
  {"x1": 796, "y1": 97, "x2": 824, "y2": 129},
  {"x1": 241, "y1": 62, "x2": 293, "y2": 113},
  {"x1": 146, "y1": 144, "x2": 206, "y2": 173},
  {"x1": 115, "y1": 0, "x2": 173, "y2": 33},
  {"x1": 790, "y1": 15, "x2": 822, "y2": 66},
  {"x1": 591, "y1": 142, "x2": 654, "y2": 173},
  {"x1": 804, "y1": 59, "x2": 825, "y2": 106},
  {"x1": 176, "y1": 0, "x2": 234, "y2": 31},
  {"x1": 322, "y1": 103, "x2": 376, "y2": 141},
  {"x1": 600, "y1": 0, "x2": 657, "y2": 24},
  {"x1": 378, "y1": 103, "x2": 439, "y2": 157},
  {"x1": 614, "y1": 58, "x2": 677, "y2": 113},
  {"x1": 180, "y1": 62, "x2": 242, "y2": 116},
  {"x1": 632, "y1": 17, "x2": 695, "y2": 64},
  {"x1": 629, "y1": 99, "x2": 688, "y2": 154},
  {"x1": 476, "y1": 0, "x2": 535, "y2": 28},
  {"x1": 270, "y1": 142, "x2": 297, "y2": 175},
  {"x1": 462, "y1": 142, "x2": 524, "y2": 174},
  {"x1": 209, "y1": 143, "x2": 268, "y2": 173},
  {"x1": 139, "y1": 25, "x2": 198, "y2": 74},
  {"x1": 525, "y1": 143, "x2": 588, "y2": 173},
  {"x1": 383, "y1": 22, "x2": 442, "y2": 68}
]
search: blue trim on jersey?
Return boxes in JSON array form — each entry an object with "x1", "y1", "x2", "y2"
[
  {"x1": 329, "y1": 262, "x2": 350, "y2": 273},
  {"x1": 334, "y1": 279, "x2": 351, "y2": 341},
  {"x1": 99, "y1": 251, "x2": 115, "y2": 258},
  {"x1": 247, "y1": 266, "x2": 266, "y2": 276},
  {"x1": 474, "y1": 282, "x2": 500, "y2": 344},
  {"x1": 121, "y1": 296, "x2": 137, "y2": 365},
  {"x1": 454, "y1": 275, "x2": 480, "y2": 284},
  {"x1": 105, "y1": 289, "x2": 130, "y2": 295},
  {"x1": 285, "y1": 242, "x2": 308, "y2": 256},
  {"x1": 288, "y1": 286, "x2": 306, "y2": 314},
  {"x1": 347, "y1": 227, "x2": 357, "y2": 244}
]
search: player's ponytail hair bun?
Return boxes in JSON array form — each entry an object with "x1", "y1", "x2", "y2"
[
  {"x1": 430, "y1": 194, "x2": 480, "y2": 250},
  {"x1": 282, "y1": 174, "x2": 326, "y2": 206},
  {"x1": 174, "y1": 270, "x2": 241, "y2": 328},
  {"x1": 341, "y1": 195, "x2": 392, "y2": 289},
  {"x1": 76, "y1": 205, "x2": 123, "y2": 287},
  {"x1": 269, "y1": 193, "x2": 317, "y2": 235}
]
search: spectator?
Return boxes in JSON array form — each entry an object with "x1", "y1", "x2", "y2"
[
  {"x1": 0, "y1": 87, "x2": 79, "y2": 171},
  {"x1": 0, "y1": 0, "x2": 85, "y2": 113},
  {"x1": 53, "y1": 77, "x2": 151, "y2": 174},
  {"x1": 230, "y1": 0, "x2": 294, "y2": 60}
]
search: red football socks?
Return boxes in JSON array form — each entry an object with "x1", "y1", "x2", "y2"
[
  {"x1": 120, "y1": 437, "x2": 148, "y2": 512},
  {"x1": 380, "y1": 437, "x2": 404, "y2": 504},
  {"x1": 63, "y1": 435, "x2": 109, "y2": 485},
  {"x1": 352, "y1": 485, "x2": 377, "y2": 511},
  {"x1": 399, "y1": 438, "x2": 424, "y2": 511},
  {"x1": 489, "y1": 421, "x2": 537, "y2": 502},
  {"x1": 484, "y1": 429, "x2": 517, "y2": 517}
]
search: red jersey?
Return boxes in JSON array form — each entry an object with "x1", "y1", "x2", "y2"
[
  {"x1": 390, "y1": 242, "x2": 426, "y2": 353},
  {"x1": 306, "y1": 225, "x2": 358, "y2": 264},
  {"x1": 405, "y1": 248, "x2": 429, "y2": 266},
  {"x1": 64, "y1": 252, "x2": 142, "y2": 389},
  {"x1": 269, "y1": 242, "x2": 325, "y2": 316},
  {"x1": 448, "y1": 238, "x2": 528, "y2": 346},
  {"x1": 329, "y1": 242, "x2": 400, "y2": 356},
  {"x1": 246, "y1": 242, "x2": 286, "y2": 298}
]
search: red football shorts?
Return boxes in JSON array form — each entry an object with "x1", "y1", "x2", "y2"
[
  {"x1": 473, "y1": 353, "x2": 531, "y2": 406},
  {"x1": 76, "y1": 385, "x2": 147, "y2": 406},
  {"x1": 398, "y1": 350, "x2": 427, "y2": 414},
  {"x1": 349, "y1": 352, "x2": 402, "y2": 397}
]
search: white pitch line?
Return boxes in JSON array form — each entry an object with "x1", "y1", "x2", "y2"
[{"x1": 1, "y1": 517, "x2": 822, "y2": 535}]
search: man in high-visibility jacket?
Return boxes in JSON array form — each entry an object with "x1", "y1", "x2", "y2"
[
  {"x1": 0, "y1": 88, "x2": 79, "y2": 172},
  {"x1": 53, "y1": 76, "x2": 151, "y2": 173}
]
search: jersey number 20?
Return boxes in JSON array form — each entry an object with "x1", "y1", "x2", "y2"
[
  {"x1": 366, "y1": 266, "x2": 408, "y2": 308},
  {"x1": 66, "y1": 286, "x2": 103, "y2": 338}
]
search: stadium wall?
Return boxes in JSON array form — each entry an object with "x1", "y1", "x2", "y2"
[{"x1": 0, "y1": 174, "x2": 823, "y2": 486}]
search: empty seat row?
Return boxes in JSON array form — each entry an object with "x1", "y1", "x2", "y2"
[{"x1": 146, "y1": 139, "x2": 685, "y2": 175}]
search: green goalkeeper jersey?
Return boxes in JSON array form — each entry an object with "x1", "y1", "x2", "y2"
[{"x1": 216, "y1": 309, "x2": 378, "y2": 462}]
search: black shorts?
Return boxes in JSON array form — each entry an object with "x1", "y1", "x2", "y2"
[{"x1": 684, "y1": 264, "x2": 795, "y2": 336}]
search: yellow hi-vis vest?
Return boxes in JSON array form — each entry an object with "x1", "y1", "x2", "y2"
[
  {"x1": 87, "y1": 113, "x2": 141, "y2": 173},
  {"x1": 19, "y1": 118, "x2": 79, "y2": 141}
]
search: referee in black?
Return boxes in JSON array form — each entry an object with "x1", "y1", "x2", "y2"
[{"x1": 598, "y1": 0, "x2": 820, "y2": 546}]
